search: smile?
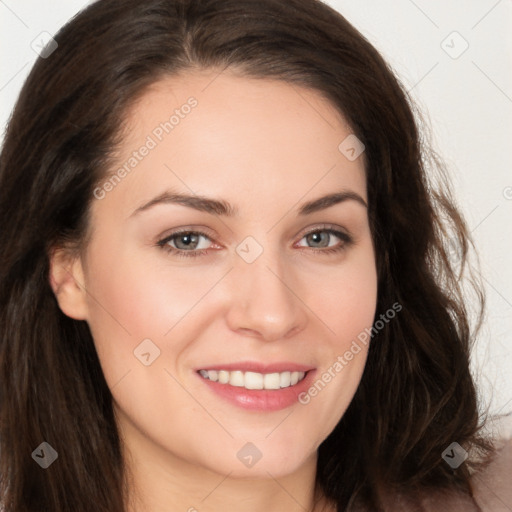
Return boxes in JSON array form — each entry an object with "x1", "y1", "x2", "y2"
[{"x1": 198, "y1": 369, "x2": 307, "y2": 390}]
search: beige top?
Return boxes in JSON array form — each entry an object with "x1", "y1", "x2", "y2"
[
  {"x1": 385, "y1": 436, "x2": 512, "y2": 511},
  {"x1": 471, "y1": 436, "x2": 512, "y2": 512}
]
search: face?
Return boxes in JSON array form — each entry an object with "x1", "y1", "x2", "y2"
[{"x1": 57, "y1": 69, "x2": 377, "y2": 479}]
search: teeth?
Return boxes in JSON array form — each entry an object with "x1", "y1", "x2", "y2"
[
  {"x1": 263, "y1": 373, "x2": 281, "y2": 390},
  {"x1": 199, "y1": 369, "x2": 307, "y2": 390},
  {"x1": 218, "y1": 370, "x2": 229, "y2": 384},
  {"x1": 279, "y1": 371, "x2": 291, "y2": 387},
  {"x1": 230, "y1": 370, "x2": 244, "y2": 387},
  {"x1": 245, "y1": 371, "x2": 263, "y2": 390}
]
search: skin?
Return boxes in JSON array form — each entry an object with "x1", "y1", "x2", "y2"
[{"x1": 50, "y1": 68, "x2": 378, "y2": 512}]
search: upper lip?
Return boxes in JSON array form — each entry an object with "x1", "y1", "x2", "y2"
[{"x1": 195, "y1": 361, "x2": 315, "y2": 373}]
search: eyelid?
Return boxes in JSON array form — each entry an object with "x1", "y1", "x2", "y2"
[
  {"x1": 298, "y1": 223, "x2": 350, "y2": 239},
  {"x1": 156, "y1": 225, "x2": 218, "y2": 243}
]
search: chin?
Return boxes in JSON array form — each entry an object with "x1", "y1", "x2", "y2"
[{"x1": 194, "y1": 439, "x2": 317, "y2": 479}]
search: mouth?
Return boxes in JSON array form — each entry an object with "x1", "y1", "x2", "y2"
[
  {"x1": 195, "y1": 363, "x2": 316, "y2": 411},
  {"x1": 198, "y1": 369, "x2": 307, "y2": 390}
]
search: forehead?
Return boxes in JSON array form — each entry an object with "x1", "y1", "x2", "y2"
[{"x1": 97, "y1": 69, "x2": 367, "y2": 219}]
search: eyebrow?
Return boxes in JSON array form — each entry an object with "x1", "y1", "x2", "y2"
[{"x1": 130, "y1": 189, "x2": 367, "y2": 218}]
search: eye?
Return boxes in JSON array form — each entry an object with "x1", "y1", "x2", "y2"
[
  {"x1": 157, "y1": 230, "x2": 214, "y2": 258},
  {"x1": 156, "y1": 225, "x2": 353, "y2": 259},
  {"x1": 295, "y1": 226, "x2": 353, "y2": 254}
]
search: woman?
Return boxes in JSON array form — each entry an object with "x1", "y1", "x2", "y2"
[{"x1": 0, "y1": 0, "x2": 504, "y2": 510}]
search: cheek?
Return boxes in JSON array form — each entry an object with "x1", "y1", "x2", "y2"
[
  {"x1": 309, "y1": 239, "x2": 378, "y2": 347},
  {"x1": 82, "y1": 242, "x2": 222, "y2": 340},
  {"x1": 296, "y1": 243, "x2": 377, "y2": 429},
  {"x1": 80, "y1": 238, "x2": 238, "y2": 400}
]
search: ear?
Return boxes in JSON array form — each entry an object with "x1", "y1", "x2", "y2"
[{"x1": 49, "y1": 247, "x2": 88, "y2": 320}]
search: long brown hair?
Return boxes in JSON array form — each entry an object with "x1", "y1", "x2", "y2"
[{"x1": 0, "y1": 0, "x2": 497, "y2": 510}]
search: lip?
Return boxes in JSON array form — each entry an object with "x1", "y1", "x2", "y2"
[
  {"x1": 194, "y1": 361, "x2": 315, "y2": 373},
  {"x1": 194, "y1": 362, "x2": 317, "y2": 412}
]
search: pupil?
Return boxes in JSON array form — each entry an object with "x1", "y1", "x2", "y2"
[
  {"x1": 309, "y1": 232, "x2": 327, "y2": 247},
  {"x1": 179, "y1": 233, "x2": 197, "y2": 248}
]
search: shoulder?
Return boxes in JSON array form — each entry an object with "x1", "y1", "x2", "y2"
[
  {"x1": 471, "y1": 435, "x2": 512, "y2": 511},
  {"x1": 379, "y1": 434, "x2": 512, "y2": 512},
  {"x1": 381, "y1": 488, "x2": 478, "y2": 512},
  {"x1": 422, "y1": 435, "x2": 512, "y2": 512}
]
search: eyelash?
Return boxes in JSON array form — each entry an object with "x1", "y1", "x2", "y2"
[{"x1": 156, "y1": 226, "x2": 353, "y2": 259}]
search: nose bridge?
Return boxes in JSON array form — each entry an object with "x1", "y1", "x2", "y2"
[{"x1": 225, "y1": 239, "x2": 305, "y2": 340}]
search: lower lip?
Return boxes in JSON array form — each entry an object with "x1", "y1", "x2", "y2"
[{"x1": 196, "y1": 371, "x2": 316, "y2": 411}]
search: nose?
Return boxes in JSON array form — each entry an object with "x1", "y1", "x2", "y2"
[{"x1": 224, "y1": 246, "x2": 308, "y2": 342}]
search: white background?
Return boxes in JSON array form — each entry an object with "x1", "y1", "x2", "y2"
[{"x1": 1, "y1": 0, "x2": 511, "y2": 434}]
